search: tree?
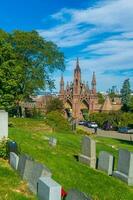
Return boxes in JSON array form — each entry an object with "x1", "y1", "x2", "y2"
[
  {"x1": 97, "y1": 92, "x2": 104, "y2": 104},
  {"x1": 129, "y1": 95, "x2": 133, "y2": 112},
  {"x1": 46, "y1": 98, "x2": 64, "y2": 113},
  {"x1": 121, "y1": 79, "x2": 131, "y2": 111},
  {"x1": 0, "y1": 30, "x2": 65, "y2": 110}
]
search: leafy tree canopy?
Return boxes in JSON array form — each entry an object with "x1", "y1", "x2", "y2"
[
  {"x1": 46, "y1": 98, "x2": 64, "y2": 113},
  {"x1": 121, "y1": 79, "x2": 131, "y2": 111},
  {"x1": 0, "y1": 29, "x2": 65, "y2": 110}
]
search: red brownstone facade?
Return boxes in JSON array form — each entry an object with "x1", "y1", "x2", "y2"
[{"x1": 59, "y1": 58, "x2": 122, "y2": 120}]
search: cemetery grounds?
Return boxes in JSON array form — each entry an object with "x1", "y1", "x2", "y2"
[{"x1": 0, "y1": 118, "x2": 133, "y2": 200}]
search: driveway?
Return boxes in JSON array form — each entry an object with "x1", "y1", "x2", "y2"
[{"x1": 81, "y1": 126, "x2": 133, "y2": 142}]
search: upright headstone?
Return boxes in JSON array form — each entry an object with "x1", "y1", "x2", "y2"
[
  {"x1": 0, "y1": 110, "x2": 8, "y2": 139},
  {"x1": 113, "y1": 149, "x2": 133, "y2": 185},
  {"x1": 66, "y1": 189, "x2": 92, "y2": 200},
  {"x1": 49, "y1": 137, "x2": 57, "y2": 147},
  {"x1": 9, "y1": 152, "x2": 19, "y2": 170},
  {"x1": 37, "y1": 177, "x2": 61, "y2": 200},
  {"x1": 98, "y1": 151, "x2": 114, "y2": 175},
  {"x1": 23, "y1": 160, "x2": 52, "y2": 194},
  {"x1": 79, "y1": 136, "x2": 96, "y2": 168},
  {"x1": 17, "y1": 154, "x2": 34, "y2": 177},
  {"x1": 7, "y1": 141, "x2": 18, "y2": 156}
]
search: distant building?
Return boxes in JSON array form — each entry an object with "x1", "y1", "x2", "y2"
[{"x1": 59, "y1": 58, "x2": 122, "y2": 120}]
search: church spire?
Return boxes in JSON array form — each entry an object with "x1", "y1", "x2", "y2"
[
  {"x1": 75, "y1": 57, "x2": 81, "y2": 73},
  {"x1": 91, "y1": 72, "x2": 96, "y2": 94},
  {"x1": 60, "y1": 74, "x2": 64, "y2": 95}
]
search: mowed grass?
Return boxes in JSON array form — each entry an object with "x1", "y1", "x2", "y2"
[{"x1": 1, "y1": 118, "x2": 133, "y2": 200}]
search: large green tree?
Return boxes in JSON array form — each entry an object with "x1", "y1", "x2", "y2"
[
  {"x1": 121, "y1": 79, "x2": 131, "y2": 111},
  {"x1": 0, "y1": 30, "x2": 65, "y2": 110}
]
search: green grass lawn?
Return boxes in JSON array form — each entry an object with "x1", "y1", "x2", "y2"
[{"x1": 0, "y1": 118, "x2": 133, "y2": 200}]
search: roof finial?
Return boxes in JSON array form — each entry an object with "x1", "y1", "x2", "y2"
[{"x1": 75, "y1": 57, "x2": 81, "y2": 72}]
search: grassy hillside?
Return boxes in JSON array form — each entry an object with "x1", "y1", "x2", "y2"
[{"x1": 0, "y1": 118, "x2": 133, "y2": 200}]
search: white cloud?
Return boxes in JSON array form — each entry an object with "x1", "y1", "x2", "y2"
[
  {"x1": 38, "y1": 0, "x2": 133, "y2": 47},
  {"x1": 38, "y1": 0, "x2": 133, "y2": 91}
]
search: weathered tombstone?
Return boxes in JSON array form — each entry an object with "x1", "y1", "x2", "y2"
[
  {"x1": 0, "y1": 110, "x2": 8, "y2": 139},
  {"x1": 49, "y1": 137, "x2": 57, "y2": 147},
  {"x1": 23, "y1": 160, "x2": 52, "y2": 194},
  {"x1": 113, "y1": 149, "x2": 133, "y2": 185},
  {"x1": 9, "y1": 152, "x2": 19, "y2": 170},
  {"x1": 66, "y1": 189, "x2": 92, "y2": 200},
  {"x1": 98, "y1": 151, "x2": 114, "y2": 175},
  {"x1": 7, "y1": 141, "x2": 18, "y2": 156},
  {"x1": 79, "y1": 136, "x2": 96, "y2": 168},
  {"x1": 37, "y1": 177, "x2": 61, "y2": 200},
  {"x1": 17, "y1": 154, "x2": 34, "y2": 177}
]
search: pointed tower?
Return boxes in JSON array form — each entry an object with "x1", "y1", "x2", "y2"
[
  {"x1": 72, "y1": 58, "x2": 81, "y2": 120},
  {"x1": 91, "y1": 72, "x2": 96, "y2": 94},
  {"x1": 73, "y1": 58, "x2": 81, "y2": 95},
  {"x1": 59, "y1": 75, "x2": 64, "y2": 95}
]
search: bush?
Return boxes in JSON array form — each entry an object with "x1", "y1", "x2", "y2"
[
  {"x1": 0, "y1": 138, "x2": 8, "y2": 159},
  {"x1": 89, "y1": 112, "x2": 133, "y2": 128},
  {"x1": 46, "y1": 98, "x2": 64, "y2": 113},
  {"x1": 45, "y1": 111, "x2": 71, "y2": 133},
  {"x1": 76, "y1": 129, "x2": 92, "y2": 136}
]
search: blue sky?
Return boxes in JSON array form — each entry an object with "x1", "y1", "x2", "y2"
[{"x1": 0, "y1": 0, "x2": 133, "y2": 92}]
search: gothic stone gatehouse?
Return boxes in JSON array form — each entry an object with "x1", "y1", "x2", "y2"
[{"x1": 59, "y1": 59, "x2": 122, "y2": 120}]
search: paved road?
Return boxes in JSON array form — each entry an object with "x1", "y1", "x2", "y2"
[{"x1": 81, "y1": 126, "x2": 133, "y2": 142}]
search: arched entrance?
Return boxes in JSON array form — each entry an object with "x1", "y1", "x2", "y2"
[
  {"x1": 80, "y1": 100, "x2": 89, "y2": 120},
  {"x1": 64, "y1": 100, "x2": 72, "y2": 118}
]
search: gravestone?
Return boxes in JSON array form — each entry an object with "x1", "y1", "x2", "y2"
[
  {"x1": 7, "y1": 141, "x2": 18, "y2": 156},
  {"x1": 113, "y1": 149, "x2": 133, "y2": 185},
  {"x1": 0, "y1": 110, "x2": 8, "y2": 139},
  {"x1": 9, "y1": 152, "x2": 19, "y2": 170},
  {"x1": 17, "y1": 154, "x2": 34, "y2": 178},
  {"x1": 79, "y1": 136, "x2": 96, "y2": 168},
  {"x1": 37, "y1": 177, "x2": 61, "y2": 200},
  {"x1": 23, "y1": 160, "x2": 52, "y2": 194},
  {"x1": 98, "y1": 151, "x2": 114, "y2": 175},
  {"x1": 66, "y1": 189, "x2": 92, "y2": 200},
  {"x1": 49, "y1": 137, "x2": 57, "y2": 147}
]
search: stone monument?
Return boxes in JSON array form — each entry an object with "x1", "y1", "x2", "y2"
[
  {"x1": 98, "y1": 151, "x2": 114, "y2": 175},
  {"x1": 113, "y1": 149, "x2": 133, "y2": 185},
  {"x1": 0, "y1": 110, "x2": 8, "y2": 139},
  {"x1": 79, "y1": 136, "x2": 96, "y2": 168},
  {"x1": 37, "y1": 177, "x2": 61, "y2": 200},
  {"x1": 9, "y1": 152, "x2": 19, "y2": 170}
]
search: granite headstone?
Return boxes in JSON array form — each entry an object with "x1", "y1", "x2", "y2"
[
  {"x1": 113, "y1": 149, "x2": 133, "y2": 185},
  {"x1": 17, "y1": 154, "x2": 34, "y2": 178},
  {"x1": 0, "y1": 110, "x2": 8, "y2": 139},
  {"x1": 98, "y1": 151, "x2": 114, "y2": 175},
  {"x1": 49, "y1": 137, "x2": 57, "y2": 147},
  {"x1": 23, "y1": 160, "x2": 52, "y2": 194},
  {"x1": 9, "y1": 152, "x2": 19, "y2": 170},
  {"x1": 37, "y1": 177, "x2": 61, "y2": 200},
  {"x1": 79, "y1": 136, "x2": 96, "y2": 168}
]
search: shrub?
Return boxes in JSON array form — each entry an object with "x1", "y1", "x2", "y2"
[
  {"x1": 0, "y1": 138, "x2": 8, "y2": 159},
  {"x1": 76, "y1": 129, "x2": 92, "y2": 136},
  {"x1": 89, "y1": 112, "x2": 133, "y2": 128},
  {"x1": 46, "y1": 98, "x2": 64, "y2": 113},
  {"x1": 45, "y1": 111, "x2": 71, "y2": 133}
]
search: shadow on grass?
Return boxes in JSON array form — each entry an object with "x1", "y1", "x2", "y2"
[
  {"x1": 115, "y1": 138, "x2": 133, "y2": 146},
  {"x1": 73, "y1": 155, "x2": 79, "y2": 161}
]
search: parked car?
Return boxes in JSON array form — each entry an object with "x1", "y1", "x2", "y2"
[
  {"x1": 86, "y1": 121, "x2": 98, "y2": 128},
  {"x1": 102, "y1": 121, "x2": 117, "y2": 131},
  {"x1": 78, "y1": 120, "x2": 86, "y2": 125},
  {"x1": 118, "y1": 127, "x2": 133, "y2": 134}
]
